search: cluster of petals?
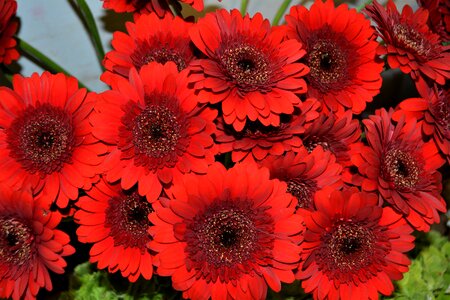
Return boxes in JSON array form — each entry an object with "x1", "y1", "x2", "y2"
[
  {"x1": 298, "y1": 188, "x2": 414, "y2": 300},
  {"x1": 214, "y1": 98, "x2": 320, "y2": 163},
  {"x1": 285, "y1": 0, "x2": 383, "y2": 115},
  {"x1": 149, "y1": 162, "x2": 303, "y2": 300},
  {"x1": 189, "y1": 8, "x2": 309, "y2": 131},
  {"x1": 102, "y1": 0, "x2": 203, "y2": 17},
  {"x1": 101, "y1": 13, "x2": 194, "y2": 86},
  {"x1": 0, "y1": 72, "x2": 106, "y2": 209},
  {"x1": 352, "y1": 108, "x2": 446, "y2": 231},
  {"x1": 365, "y1": 0, "x2": 450, "y2": 87},
  {"x1": 0, "y1": 0, "x2": 19, "y2": 64},
  {"x1": 0, "y1": 186, "x2": 74, "y2": 300},
  {"x1": 91, "y1": 62, "x2": 217, "y2": 202},
  {"x1": 417, "y1": 0, "x2": 450, "y2": 42},
  {"x1": 74, "y1": 178, "x2": 154, "y2": 282}
]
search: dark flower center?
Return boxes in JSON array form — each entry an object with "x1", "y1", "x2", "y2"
[
  {"x1": 393, "y1": 24, "x2": 433, "y2": 59},
  {"x1": 287, "y1": 179, "x2": 317, "y2": 209},
  {"x1": 106, "y1": 192, "x2": 153, "y2": 250},
  {"x1": 323, "y1": 222, "x2": 375, "y2": 273},
  {"x1": 0, "y1": 217, "x2": 34, "y2": 267},
  {"x1": 219, "y1": 41, "x2": 271, "y2": 92},
  {"x1": 382, "y1": 149, "x2": 420, "y2": 190},
  {"x1": 303, "y1": 136, "x2": 331, "y2": 153},
  {"x1": 131, "y1": 41, "x2": 187, "y2": 72},
  {"x1": 7, "y1": 104, "x2": 75, "y2": 175},
  {"x1": 307, "y1": 39, "x2": 349, "y2": 92},
  {"x1": 184, "y1": 199, "x2": 274, "y2": 281},
  {"x1": 132, "y1": 105, "x2": 181, "y2": 158}
]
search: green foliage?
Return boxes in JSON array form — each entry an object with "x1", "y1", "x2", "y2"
[
  {"x1": 59, "y1": 262, "x2": 165, "y2": 300},
  {"x1": 387, "y1": 231, "x2": 450, "y2": 300}
]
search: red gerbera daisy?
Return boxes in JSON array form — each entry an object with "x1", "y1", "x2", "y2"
[
  {"x1": 91, "y1": 62, "x2": 217, "y2": 202},
  {"x1": 298, "y1": 188, "x2": 414, "y2": 300},
  {"x1": 0, "y1": 186, "x2": 74, "y2": 300},
  {"x1": 75, "y1": 178, "x2": 154, "y2": 282},
  {"x1": 393, "y1": 82, "x2": 449, "y2": 162},
  {"x1": 285, "y1": 0, "x2": 383, "y2": 115},
  {"x1": 189, "y1": 9, "x2": 309, "y2": 131},
  {"x1": 259, "y1": 146, "x2": 342, "y2": 210},
  {"x1": 417, "y1": 0, "x2": 450, "y2": 42},
  {"x1": 0, "y1": 72, "x2": 106, "y2": 209},
  {"x1": 0, "y1": 0, "x2": 19, "y2": 65},
  {"x1": 101, "y1": 13, "x2": 194, "y2": 86},
  {"x1": 102, "y1": 0, "x2": 203, "y2": 17},
  {"x1": 215, "y1": 98, "x2": 320, "y2": 163},
  {"x1": 365, "y1": 0, "x2": 450, "y2": 87},
  {"x1": 148, "y1": 163, "x2": 303, "y2": 300},
  {"x1": 353, "y1": 108, "x2": 446, "y2": 231},
  {"x1": 300, "y1": 110, "x2": 361, "y2": 165}
]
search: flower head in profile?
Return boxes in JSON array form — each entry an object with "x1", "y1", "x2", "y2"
[
  {"x1": 189, "y1": 9, "x2": 309, "y2": 131},
  {"x1": 75, "y1": 178, "x2": 154, "y2": 282},
  {"x1": 101, "y1": 13, "x2": 194, "y2": 86},
  {"x1": 215, "y1": 98, "x2": 320, "y2": 163},
  {"x1": 417, "y1": 0, "x2": 450, "y2": 42},
  {"x1": 298, "y1": 188, "x2": 414, "y2": 300},
  {"x1": 285, "y1": 0, "x2": 383, "y2": 114},
  {"x1": 149, "y1": 163, "x2": 303, "y2": 300},
  {"x1": 0, "y1": 186, "x2": 74, "y2": 300},
  {"x1": 365, "y1": 0, "x2": 450, "y2": 87},
  {"x1": 0, "y1": 72, "x2": 106, "y2": 209},
  {"x1": 353, "y1": 108, "x2": 446, "y2": 231},
  {"x1": 91, "y1": 62, "x2": 217, "y2": 202},
  {"x1": 260, "y1": 146, "x2": 342, "y2": 210},
  {"x1": 101, "y1": 0, "x2": 203, "y2": 17},
  {"x1": 0, "y1": 0, "x2": 19, "y2": 64},
  {"x1": 393, "y1": 82, "x2": 449, "y2": 162}
]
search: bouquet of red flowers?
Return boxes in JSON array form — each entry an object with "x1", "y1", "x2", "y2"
[{"x1": 0, "y1": 0, "x2": 448, "y2": 299}]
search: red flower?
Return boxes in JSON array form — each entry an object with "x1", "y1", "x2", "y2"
[
  {"x1": 259, "y1": 146, "x2": 342, "y2": 210},
  {"x1": 365, "y1": 0, "x2": 450, "y2": 87},
  {"x1": 0, "y1": 186, "x2": 74, "y2": 300},
  {"x1": 102, "y1": 0, "x2": 203, "y2": 17},
  {"x1": 0, "y1": 0, "x2": 19, "y2": 64},
  {"x1": 353, "y1": 108, "x2": 446, "y2": 231},
  {"x1": 215, "y1": 98, "x2": 320, "y2": 163},
  {"x1": 189, "y1": 9, "x2": 309, "y2": 131},
  {"x1": 0, "y1": 72, "x2": 106, "y2": 209},
  {"x1": 91, "y1": 62, "x2": 217, "y2": 202},
  {"x1": 101, "y1": 13, "x2": 194, "y2": 86},
  {"x1": 298, "y1": 188, "x2": 414, "y2": 300},
  {"x1": 75, "y1": 178, "x2": 154, "y2": 282},
  {"x1": 149, "y1": 163, "x2": 303, "y2": 300},
  {"x1": 300, "y1": 110, "x2": 361, "y2": 165},
  {"x1": 285, "y1": 0, "x2": 383, "y2": 114},
  {"x1": 393, "y1": 83, "x2": 449, "y2": 162},
  {"x1": 417, "y1": 0, "x2": 450, "y2": 42}
]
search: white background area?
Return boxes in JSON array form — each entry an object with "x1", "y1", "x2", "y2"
[{"x1": 16, "y1": 0, "x2": 416, "y2": 92}]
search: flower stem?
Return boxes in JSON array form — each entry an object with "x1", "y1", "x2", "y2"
[
  {"x1": 17, "y1": 38, "x2": 89, "y2": 90},
  {"x1": 168, "y1": 0, "x2": 183, "y2": 17},
  {"x1": 272, "y1": 0, "x2": 292, "y2": 26},
  {"x1": 240, "y1": 0, "x2": 249, "y2": 16},
  {"x1": 73, "y1": 0, "x2": 105, "y2": 68}
]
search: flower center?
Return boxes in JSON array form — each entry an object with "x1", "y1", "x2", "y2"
[
  {"x1": 131, "y1": 41, "x2": 187, "y2": 71},
  {"x1": 303, "y1": 136, "x2": 331, "y2": 153},
  {"x1": 0, "y1": 216, "x2": 34, "y2": 267},
  {"x1": 105, "y1": 191, "x2": 153, "y2": 250},
  {"x1": 132, "y1": 105, "x2": 181, "y2": 159},
  {"x1": 382, "y1": 148, "x2": 420, "y2": 190},
  {"x1": 393, "y1": 24, "x2": 433, "y2": 59},
  {"x1": 307, "y1": 39, "x2": 349, "y2": 92},
  {"x1": 287, "y1": 179, "x2": 317, "y2": 209},
  {"x1": 431, "y1": 93, "x2": 450, "y2": 138},
  {"x1": 219, "y1": 41, "x2": 271, "y2": 92},
  {"x1": 7, "y1": 104, "x2": 74, "y2": 175},
  {"x1": 323, "y1": 222, "x2": 375, "y2": 274},
  {"x1": 184, "y1": 199, "x2": 274, "y2": 281}
]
